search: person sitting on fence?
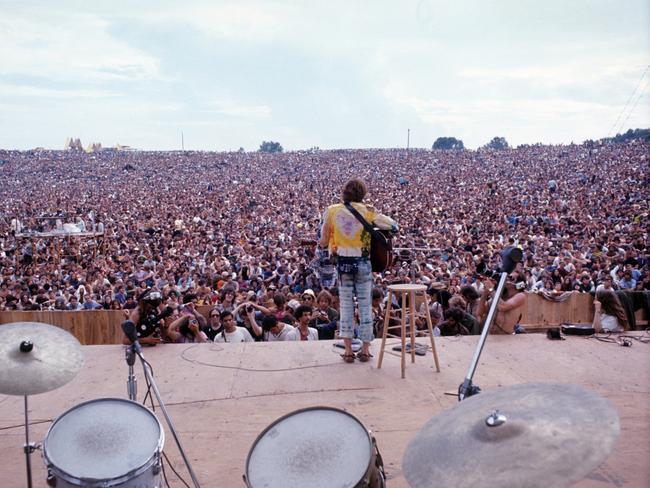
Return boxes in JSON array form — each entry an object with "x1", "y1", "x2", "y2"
[{"x1": 592, "y1": 289, "x2": 629, "y2": 333}]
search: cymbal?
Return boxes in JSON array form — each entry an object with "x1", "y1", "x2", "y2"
[
  {"x1": 403, "y1": 383, "x2": 619, "y2": 488},
  {"x1": 0, "y1": 322, "x2": 84, "y2": 396}
]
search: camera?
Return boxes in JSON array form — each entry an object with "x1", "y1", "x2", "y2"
[{"x1": 246, "y1": 305, "x2": 254, "y2": 313}]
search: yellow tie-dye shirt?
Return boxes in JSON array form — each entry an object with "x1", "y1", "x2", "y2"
[{"x1": 320, "y1": 202, "x2": 398, "y2": 258}]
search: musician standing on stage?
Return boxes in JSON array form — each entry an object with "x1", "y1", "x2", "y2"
[{"x1": 318, "y1": 178, "x2": 398, "y2": 363}]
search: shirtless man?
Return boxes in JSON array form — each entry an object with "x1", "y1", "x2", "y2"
[{"x1": 478, "y1": 276, "x2": 527, "y2": 334}]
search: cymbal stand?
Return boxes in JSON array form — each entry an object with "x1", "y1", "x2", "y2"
[
  {"x1": 458, "y1": 271, "x2": 508, "y2": 401},
  {"x1": 130, "y1": 345, "x2": 201, "y2": 487},
  {"x1": 23, "y1": 395, "x2": 38, "y2": 488}
]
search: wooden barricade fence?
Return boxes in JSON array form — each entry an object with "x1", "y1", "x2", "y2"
[
  {"x1": 0, "y1": 293, "x2": 646, "y2": 345},
  {"x1": 0, "y1": 310, "x2": 125, "y2": 345},
  {"x1": 520, "y1": 292, "x2": 594, "y2": 332}
]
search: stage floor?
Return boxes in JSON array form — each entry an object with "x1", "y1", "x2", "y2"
[{"x1": 1, "y1": 334, "x2": 648, "y2": 487}]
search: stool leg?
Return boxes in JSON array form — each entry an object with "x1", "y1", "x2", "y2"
[
  {"x1": 423, "y1": 295, "x2": 441, "y2": 372},
  {"x1": 400, "y1": 292, "x2": 407, "y2": 379},
  {"x1": 377, "y1": 291, "x2": 393, "y2": 369},
  {"x1": 409, "y1": 290, "x2": 417, "y2": 363}
]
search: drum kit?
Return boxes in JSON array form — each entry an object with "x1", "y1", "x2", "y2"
[
  {"x1": 0, "y1": 322, "x2": 165, "y2": 487},
  {"x1": 1, "y1": 322, "x2": 621, "y2": 488}
]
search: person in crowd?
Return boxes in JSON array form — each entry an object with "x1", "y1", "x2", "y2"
[
  {"x1": 260, "y1": 314, "x2": 294, "y2": 342},
  {"x1": 203, "y1": 308, "x2": 223, "y2": 341},
  {"x1": 214, "y1": 310, "x2": 254, "y2": 342},
  {"x1": 287, "y1": 305, "x2": 319, "y2": 341},
  {"x1": 167, "y1": 314, "x2": 208, "y2": 343},
  {"x1": 318, "y1": 178, "x2": 398, "y2": 363}
]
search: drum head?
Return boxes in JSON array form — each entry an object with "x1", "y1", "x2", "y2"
[
  {"x1": 246, "y1": 407, "x2": 372, "y2": 488},
  {"x1": 44, "y1": 398, "x2": 162, "y2": 481}
]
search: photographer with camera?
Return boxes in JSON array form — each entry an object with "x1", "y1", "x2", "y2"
[
  {"x1": 121, "y1": 289, "x2": 175, "y2": 346},
  {"x1": 232, "y1": 299, "x2": 267, "y2": 340}
]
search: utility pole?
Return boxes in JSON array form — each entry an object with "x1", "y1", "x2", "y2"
[
  {"x1": 181, "y1": 131, "x2": 185, "y2": 151},
  {"x1": 406, "y1": 128, "x2": 410, "y2": 160}
]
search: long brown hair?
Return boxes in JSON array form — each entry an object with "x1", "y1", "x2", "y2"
[
  {"x1": 596, "y1": 290, "x2": 628, "y2": 330},
  {"x1": 342, "y1": 178, "x2": 367, "y2": 203}
]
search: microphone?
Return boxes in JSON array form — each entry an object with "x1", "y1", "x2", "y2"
[
  {"x1": 122, "y1": 320, "x2": 142, "y2": 354},
  {"x1": 477, "y1": 246, "x2": 523, "y2": 279},
  {"x1": 498, "y1": 246, "x2": 523, "y2": 274}
]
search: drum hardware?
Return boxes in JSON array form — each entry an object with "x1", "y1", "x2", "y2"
[
  {"x1": 0, "y1": 322, "x2": 84, "y2": 488},
  {"x1": 122, "y1": 321, "x2": 201, "y2": 488},
  {"x1": 458, "y1": 246, "x2": 522, "y2": 401},
  {"x1": 244, "y1": 406, "x2": 386, "y2": 488},
  {"x1": 43, "y1": 398, "x2": 164, "y2": 487},
  {"x1": 403, "y1": 382, "x2": 620, "y2": 488}
]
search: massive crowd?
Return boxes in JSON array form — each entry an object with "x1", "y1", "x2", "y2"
[{"x1": 0, "y1": 139, "x2": 647, "y2": 339}]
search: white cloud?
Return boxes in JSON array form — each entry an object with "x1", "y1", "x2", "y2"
[
  {"x1": 0, "y1": 83, "x2": 118, "y2": 99},
  {"x1": 205, "y1": 98, "x2": 272, "y2": 118},
  {"x1": 0, "y1": 11, "x2": 161, "y2": 82}
]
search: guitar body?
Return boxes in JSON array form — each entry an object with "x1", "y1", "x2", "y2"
[{"x1": 371, "y1": 229, "x2": 393, "y2": 273}]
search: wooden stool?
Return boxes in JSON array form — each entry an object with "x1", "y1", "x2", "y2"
[{"x1": 377, "y1": 284, "x2": 441, "y2": 378}]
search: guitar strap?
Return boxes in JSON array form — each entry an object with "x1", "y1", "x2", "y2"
[{"x1": 343, "y1": 202, "x2": 390, "y2": 249}]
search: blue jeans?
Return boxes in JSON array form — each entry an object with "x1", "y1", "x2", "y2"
[{"x1": 338, "y1": 259, "x2": 373, "y2": 343}]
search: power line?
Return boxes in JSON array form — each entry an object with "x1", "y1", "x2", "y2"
[
  {"x1": 616, "y1": 75, "x2": 650, "y2": 135},
  {"x1": 607, "y1": 64, "x2": 650, "y2": 138}
]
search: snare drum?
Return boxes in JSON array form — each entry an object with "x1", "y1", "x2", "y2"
[
  {"x1": 43, "y1": 398, "x2": 164, "y2": 487},
  {"x1": 245, "y1": 406, "x2": 385, "y2": 488}
]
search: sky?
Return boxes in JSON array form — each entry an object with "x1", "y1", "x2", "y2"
[{"x1": 1, "y1": 0, "x2": 649, "y2": 151}]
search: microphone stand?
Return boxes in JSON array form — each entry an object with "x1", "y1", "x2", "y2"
[
  {"x1": 125, "y1": 346, "x2": 137, "y2": 401},
  {"x1": 458, "y1": 271, "x2": 508, "y2": 401},
  {"x1": 126, "y1": 342, "x2": 202, "y2": 488}
]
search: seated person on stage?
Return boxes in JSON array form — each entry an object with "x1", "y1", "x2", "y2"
[
  {"x1": 214, "y1": 311, "x2": 255, "y2": 343},
  {"x1": 592, "y1": 290, "x2": 629, "y2": 333},
  {"x1": 122, "y1": 289, "x2": 175, "y2": 345},
  {"x1": 261, "y1": 314, "x2": 295, "y2": 341},
  {"x1": 287, "y1": 305, "x2": 319, "y2": 341}
]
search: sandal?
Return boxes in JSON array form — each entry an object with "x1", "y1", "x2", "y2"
[
  {"x1": 340, "y1": 353, "x2": 356, "y2": 363},
  {"x1": 356, "y1": 352, "x2": 373, "y2": 363}
]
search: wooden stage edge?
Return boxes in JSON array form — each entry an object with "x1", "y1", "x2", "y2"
[{"x1": 1, "y1": 335, "x2": 649, "y2": 487}]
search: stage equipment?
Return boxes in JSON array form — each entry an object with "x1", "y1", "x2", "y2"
[
  {"x1": 0, "y1": 322, "x2": 83, "y2": 488},
  {"x1": 458, "y1": 246, "x2": 522, "y2": 401},
  {"x1": 244, "y1": 406, "x2": 385, "y2": 488},
  {"x1": 403, "y1": 382, "x2": 620, "y2": 488},
  {"x1": 43, "y1": 398, "x2": 164, "y2": 487},
  {"x1": 122, "y1": 322, "x2": 201, "y2": 487}
]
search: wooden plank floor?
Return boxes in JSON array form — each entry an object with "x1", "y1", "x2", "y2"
[{"x1": 1, "y1": 334, "x2": 648, "y2": 487}]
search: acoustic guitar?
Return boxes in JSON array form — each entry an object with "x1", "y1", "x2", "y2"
[{"x1": 370, "y1": 228, "x2": 394, "y2": 273}]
